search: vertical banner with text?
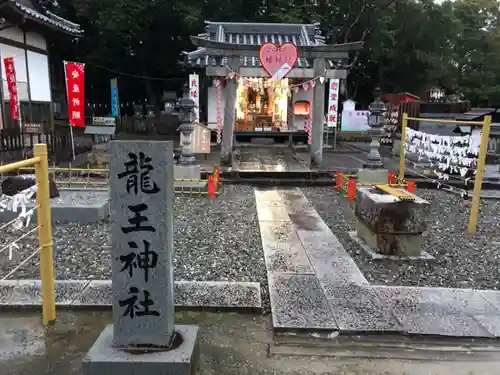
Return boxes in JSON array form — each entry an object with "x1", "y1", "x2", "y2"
[
  {"x1": 3, "y1": 57, "x2": 20, "y2": 121},
  {"x1": 110, "y1": 78, "x2": 120, "y2": 117},
  {"x1": 64, "y1": 61, "x2": 85, "y2": 127},
  {"x1": 327, "y1": 79, "x2": 340, "y2": 128},
  {"x1": 189, "y1": 74, "x2": 199, "y2": 123}
]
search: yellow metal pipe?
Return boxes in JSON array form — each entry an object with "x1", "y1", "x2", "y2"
[
  {"x1": 399, "y1": 113, "x2": 408, "y2": 183},
  {"x1": 468, "y1": 115, "x2": 492, "y2": 234},
  {"x1": 34, "y1": 144, "x2": 56, "y2": 325},
  {"x1": 0, "y1": 157, "x2": 40, "y2": 174},
  {"x1": 406, "y1": 117, "x2": 484, "y2": 125}
]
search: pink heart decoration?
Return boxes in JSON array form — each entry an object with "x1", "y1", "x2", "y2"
[{"x1": 259, "y1": 42, "x2": 298, "y2": 79}]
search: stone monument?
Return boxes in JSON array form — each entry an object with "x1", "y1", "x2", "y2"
[
  {"x1": 174, "y1": 84, "x2": 204, "y2": 190},
  {"x1": 358, "y1": 87, "x2": 388, "y2": 184},
  {"x1": 352, "y1": 186, "x2": 432, "y2": 259},
  {"x1": 82, "y1": 140, "x2": 199, "y2": 375}
]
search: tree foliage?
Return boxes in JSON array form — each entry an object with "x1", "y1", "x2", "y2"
[{"x1": 49, "y1": 0, "x2": 500, "y2": 107}]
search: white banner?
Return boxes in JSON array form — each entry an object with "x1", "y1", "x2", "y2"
[
  {"x1": 327, "y1": 79, "x2": 339, "y2": 127},
  {"x1": 189, "y1": 74, "x2": 199, "y2": 123}
]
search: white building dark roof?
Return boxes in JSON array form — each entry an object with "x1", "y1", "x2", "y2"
[
  {"x1": 3, "y1": 0, "x2": 83, "y2": 36},
  {"x1": 183, "y1": 21, "x2": 344, "y2": 69}
]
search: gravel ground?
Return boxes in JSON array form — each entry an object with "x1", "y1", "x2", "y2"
[
  {"x1": 302, "y1": 187, "x2": 500, "y2": 290},
  {"x1": 0, "y1": 185, "x2": 266, "y2": 290}
]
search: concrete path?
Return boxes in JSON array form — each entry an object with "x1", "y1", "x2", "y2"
[
  {"x1": 255, "y1": 187, "x2": 500, "y2": 338},
  {"x1": 3, "y1": 310, "x2": 500, "y2": 375}
]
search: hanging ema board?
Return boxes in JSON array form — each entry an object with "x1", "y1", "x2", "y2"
[{"x1": 85, "y1": 116, "x2": 117, "y2": 135}]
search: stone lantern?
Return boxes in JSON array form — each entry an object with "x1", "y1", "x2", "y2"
[
  {"x1": 177, "y1": 83, "x2": 196, "y2": 165},
  {"x1": 364, "y1": 87, "x2": 386, "y2": 169}
]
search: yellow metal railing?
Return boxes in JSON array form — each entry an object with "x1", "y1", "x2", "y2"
[
  {"x1": 1, "y1": 163, "x2": 222, "y2": 197},
  {"x1": 0, "y1": 144, "x2": 55, "y2": 326},
  {"x1": 400, "y1": 113, "x2": 492, "y2": 234}
]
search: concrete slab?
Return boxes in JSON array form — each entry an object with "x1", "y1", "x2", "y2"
[
  {"x1": 473, "y1": 315, "x2": 500, "y2": 336},
  {"x1": 478, "y1": 290, "x2": 500, "y2": 311},
  {"x1": 82, "y1": 324, "x2": 199, "y2": 375},
  {"x1": 258, "y1": 221, "x2": 300, "y2": 243},
  {"x1": 0, "y1": 280, "x2": 90, "y2": 306},
  {"x1": 373, "y1": 286, "x2": 497, "y2": 337},
  {"x1": 263, "y1": 242, "x2": 315, "y2": 274},
  {"x1": 268, "y1": 273, "x2": 338, "y2": 330},
  {"x1": 0, "y1": 190, "x2": 109, "y2": 224},
  {"x1": 324, "y1": 283, "x2": 401, "y2": 333},
  {"x1": 69, "y1": 280, "x2": 262, "y2": 309},
  {"x1": 297, "y1": 227, "x2": 367, "y2": 285}
]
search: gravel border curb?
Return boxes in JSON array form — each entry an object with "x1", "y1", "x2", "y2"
[{"x1": 0, "y1": 280, "x2": 262, "y2": 310}]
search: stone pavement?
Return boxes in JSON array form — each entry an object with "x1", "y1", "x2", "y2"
[
  {"x1": 255, "y1": 187, "x2": 500, "y2": 338},
  {"x1": 234, "y1": 148, "x2": 310, "y2": 172},
  {"x1": 0, "y1": 280, "x2": 261, "y2": 310}
]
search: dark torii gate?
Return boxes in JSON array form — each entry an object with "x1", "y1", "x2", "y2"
[{"x1": 190, "y1": 36, "x2": 363, "y2": 166}]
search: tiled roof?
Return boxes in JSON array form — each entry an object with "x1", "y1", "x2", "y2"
[
  {"x1": 455, "y1": 108, "x2": 498, "y2": 121},
  {"x1": 184, "y1": 21, "x2": 342, "y2": 69},
  {"x1": 6, "y1": 0, "x2": 83, "y2": 36}
]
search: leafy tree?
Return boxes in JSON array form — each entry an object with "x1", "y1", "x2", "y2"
[{"x1": 45, "y1": 0, "x2": 500, "y2": 108}]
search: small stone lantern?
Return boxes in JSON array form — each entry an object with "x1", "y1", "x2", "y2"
[
  {"x1": 177, "y1": 84, "x2": 196, "y2": 165},
  {"x1": 364, "y1": 87, "x2": 386, "y2": 169}
]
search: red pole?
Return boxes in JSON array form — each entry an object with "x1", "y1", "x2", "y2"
[
  {"x1": 347, "y1": 178, "x2": 356, "y2": 200},
  {"x1": 335, "y1": 171, "x2": 342, "y2": 188},
  {"x1": 406, "y1": 180, "x2": 416, "y2": 193},
  {"x1": 207, "y1": 175, "x2": 216, "y2": 198},
  {"x1": 388, "y1": 171, "x2": 396, "y2": 185}
]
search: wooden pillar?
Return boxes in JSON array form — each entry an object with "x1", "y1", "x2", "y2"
[
  {"x1": 221, "y1": 56, "x2": 238, "y2": 165},
  {"x1": 22, "y1": 29, "x2": 33, "y2": 123},
  {"x1": 311, "y1": 58, "x2": 326, "y2": 165}
]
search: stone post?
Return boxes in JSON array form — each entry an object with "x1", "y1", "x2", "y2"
[
  {"x1": 311, "y1": 58, "x2": 326, "y2": 166},
  {"x1": 178, "y1": 84, "x2": 196, "y2": 166},
  {"x1": 82, "y1": 140, "x2": 199, "y2": 375},
  {"x1": 364, "y1": 87, "x2": 386, "y2": 169},
  {"x1": 221, "y1": 56, "x2": 238, "y2": 166}
]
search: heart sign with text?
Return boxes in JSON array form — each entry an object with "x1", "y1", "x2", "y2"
[{"x1": 259, "y1": 42, "x2": 298, "y2": 82}]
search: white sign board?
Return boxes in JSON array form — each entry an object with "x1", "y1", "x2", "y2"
[
  {"x1": 189, "y1": 74, "x2": 200, "y2": 123},
  {"x1": 341, "y1": 110, "x2": 370, "y2": 132},
  {"x1": 327, "y1": 79, "x2": 339, "y2": 127}
]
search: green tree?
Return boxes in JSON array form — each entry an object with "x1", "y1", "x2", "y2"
[{"x1": 449, "y1": 0, "x2": 500, "y2": 106}]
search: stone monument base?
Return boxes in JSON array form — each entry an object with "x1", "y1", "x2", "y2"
[
  {"x1": 174, "y1": 165, "x2": 206, "y2": 189},
  {"x1": 350, "y1": 225, "x2": 434, "y2": 260},
  {"x1": 82, "y1": 324, "x2": 199, "y2": 375},
  {"x1": 357, "y1": 168, "x2": 388, "y2": 185},
  {"x1": 354, "y1": 186, "x2": 430, "y2": 258},
  {"x1": 0, "y1": 190, "x2": 109, "y2": 223}
]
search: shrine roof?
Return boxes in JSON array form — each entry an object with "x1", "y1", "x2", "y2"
[
  {"x1": 183, "y1": 21, "x2": 343, "y2": 69},
  {"x1": 3, "y1": 0, "x2": 83, "y2": 36}
]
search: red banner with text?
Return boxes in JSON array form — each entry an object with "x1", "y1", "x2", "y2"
[
  {"x1": 64, "y1": 61, "x2": 85, "y2": 127},
  {"x1": 3, "y1": 57, "x2": 19, "y2": 121}
]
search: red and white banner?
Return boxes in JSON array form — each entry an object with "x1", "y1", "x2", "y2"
[
  {"x1": 327, "y1": 79, "x2": 339, "y2": 127},
  {"x1": 3, "y1": 57, "x2": 19, "y2": 121},
  {"x1": 214, "y1": 79, "x2": 222, "y2": 144},
  {"x1": 64, "y1": 61, "x2": 85, "y2": 127}
]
